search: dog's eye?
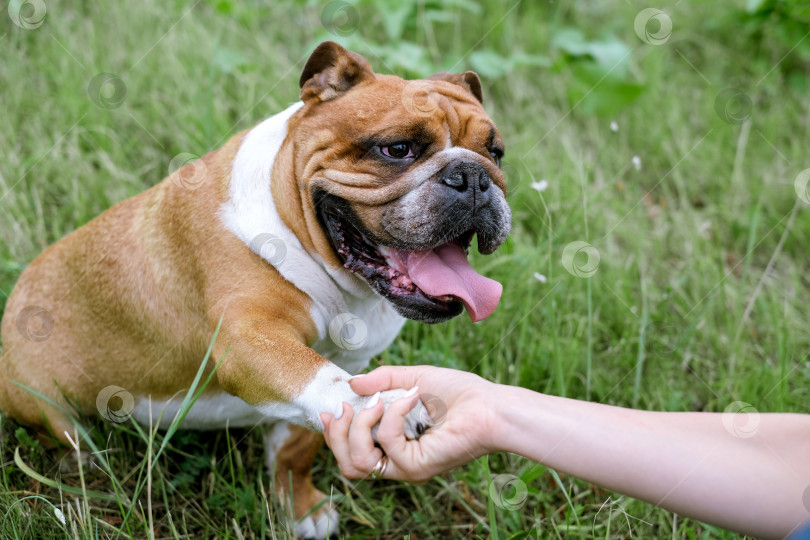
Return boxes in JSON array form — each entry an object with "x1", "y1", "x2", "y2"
[
  {"x1": 380, "y1": 143, "x2": 414, "y2": 159},
  {"x1": 490, "y1": 149, "x2": 503, "y2": 168}
]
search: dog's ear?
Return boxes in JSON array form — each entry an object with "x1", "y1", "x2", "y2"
[
  {"x1": 429, "y1": 71, "x2": 484, "y2": 104},
  {"x1": 299, "y1": 41, "x2": 375, "y2": 102}
]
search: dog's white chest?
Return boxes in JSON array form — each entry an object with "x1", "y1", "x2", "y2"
[
  {"x1": 219, "y1": 101, "x2": 407, "y2": 374},
  {"x1": 310, "y1": 294, "x2": 405, "y2": 374}
]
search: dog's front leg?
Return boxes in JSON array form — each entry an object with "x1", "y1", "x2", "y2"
[
  {"x1": 211, "y1": 310, "x2": 428, "y2": 538},
  {"x1": 212, "y1": 309, "x2": 430, "y2": 437}
]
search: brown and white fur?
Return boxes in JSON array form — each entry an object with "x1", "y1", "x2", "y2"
[{"x1": 0, "y1": 41, "x2": 511, "y2": 538}]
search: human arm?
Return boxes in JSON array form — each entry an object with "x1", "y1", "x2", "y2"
[
  {"x1": 492, "y1": 384, "x2": 810, "y2": 539},
  {"x1": 321, "y1": 366, "x2": 810, "y2": 539}
]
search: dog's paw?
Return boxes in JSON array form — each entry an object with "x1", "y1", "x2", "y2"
[
  {"x1": 372, "y1": 388, "x2": 433, "y2": 440},
  {"x1": 293, "y1": 503, "x2": 339, "y2": 539}
]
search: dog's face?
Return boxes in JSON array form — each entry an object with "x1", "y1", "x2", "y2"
[{"x1": 291, "y1": 42, "x2": 511, "y2": 324}]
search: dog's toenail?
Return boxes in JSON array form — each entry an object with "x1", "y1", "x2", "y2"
[{"x1": 416, "y1": 422, "x2": 425, "y2": 435}]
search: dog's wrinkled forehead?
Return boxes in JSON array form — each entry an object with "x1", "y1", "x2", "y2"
[
  {"x1": 339, "y1": 81, "x2": 494, "y2": 145},
  {"x1": 303, "y1": 74, "x2": 500, "y2": 147},
  {"x1": 370, "y1": 78, "x2": 500, "y2": 151}
]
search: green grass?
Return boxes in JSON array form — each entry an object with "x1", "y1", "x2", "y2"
[{"x1": 2, "y1": 0, "x2": 810, "y2": 538}]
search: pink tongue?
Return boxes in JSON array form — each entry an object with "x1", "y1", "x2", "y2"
[{"x1": 400, "y1": 243, "x2": 502, "y2": 322}]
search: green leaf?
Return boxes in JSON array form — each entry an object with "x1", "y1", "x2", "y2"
[
  {"x1": 552, "y1": 27, "x2": 632, "y2": 77},
  {"x1": 14, "y1": 447, "x2": 119, "y2": 502},
  {"x1": 426, "y1": 0, "x2": 482, "y2": 15},
  {"x1": 511, "y1": 52, "x2": 552, "y2": 69},
  {"x1": 212, "y1": 0, "x2": 234, "y2": 15},
  {"x1": 212, "y1": 47, "x2": 251, "y2": 74},
  {"x1": 424, "y1": 10, "x2": 457, "y2": 24},
  {"x1": 548, "y1": 468, "x2": 582, "y2": 530},
  {"x1": 784, "y1": 2, "x2": 810, "y2": 23},
  {"x1": 470, "y1": 50, "x2": 513, "y2": 78},
  {"x1": 745, "y1": 0, "x2": 773, "y2": 14},
  {"x1": 552, "y1": 28, "x2": 591, "y2": 56},
  {"x1": 374, "y1": 42, "x2": 434, "y2": 77},
  {"x1": 567, "y1": 61, "x2": 644, "y2": 116},
  {"x1": 788, "y1": 71, "x2": 808, "y2": 95},
  {"x1": 373, "y1": 0, "x2": 412, "y2": 41}
]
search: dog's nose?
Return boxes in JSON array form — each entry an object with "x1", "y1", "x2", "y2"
[{"x1": 440, "y1": 161, "x2": 492, "y2": 205}]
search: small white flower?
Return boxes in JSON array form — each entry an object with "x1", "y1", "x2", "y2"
[
  {"x1": 533, "y1": 272, "x2": 547, "y2": 283},
  {"x1": 54, "y1": 507, "x2": 66, "y2": 525},
  {"x1": 632, "y1": 156, "x2": 641, "y2": 171},
  {"x1": 530, "y1": 180, "x2": 548, "y2": 193},
  {"x1": 610, "y1": 121, "x2": 619, "y2": 132}
]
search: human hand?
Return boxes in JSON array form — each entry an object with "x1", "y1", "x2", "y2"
[{"x1": 320, "y1": 365, "x2": 499, "y2": 483}]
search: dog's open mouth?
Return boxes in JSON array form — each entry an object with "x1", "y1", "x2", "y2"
[{"x1": 318, "y1": 202, "x2": 502, "y2": 323}]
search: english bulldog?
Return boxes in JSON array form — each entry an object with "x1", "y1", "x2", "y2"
[{"x1": 0, "y1": 41, "x2": 511, "y2": 538}]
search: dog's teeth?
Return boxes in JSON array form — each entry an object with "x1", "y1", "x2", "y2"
[{"x1": 378, "y1": 245, "x2": 392, "y2": 261}]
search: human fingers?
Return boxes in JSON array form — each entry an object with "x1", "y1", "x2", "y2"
[
  {"x1": 321, "y1": 402, "x2": 364, "y2": 478},
  {"x1": 321, "y1": 413, "x2": 333, "y2": 446},
  {"x1": 373, "y1": 391, "x2": 441, "y2": 482},
  {"x1": 347, "y1": 393, "x2": 385, "y2": 473},
  {"x1": 376, "y1": 391, "x2": 420, "y2": 461},
  {"x1": 349, "y1": 365, "x2": 433, "y2": 395}
]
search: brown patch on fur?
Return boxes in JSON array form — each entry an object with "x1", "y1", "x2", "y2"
[
  {"x1": 0, "y1": 131, "x2": 322, "y2": 437},
  {"x1": 300, "y1": 41, "x2": 375, "y2": 103},
  {"x1": 273, "y1": 425, "x2": 330, "y2": 523}
]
